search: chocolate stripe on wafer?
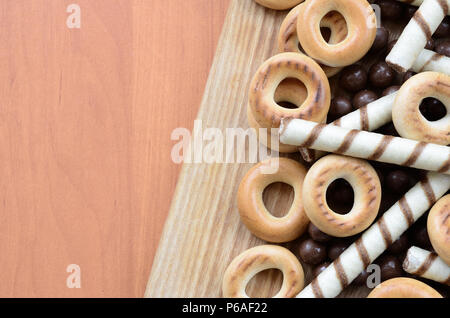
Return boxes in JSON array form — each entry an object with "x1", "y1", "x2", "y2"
[
  {"x1": 280, "y1": 119, "x2": 450, "y2": 174},
  {"x1": 403, "y1": 246, "x2": 450, "y2": 285}
]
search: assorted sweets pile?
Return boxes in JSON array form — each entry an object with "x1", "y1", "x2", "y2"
[{"x1": 222, "y1": 0, "x2": 450, "y2": 298}]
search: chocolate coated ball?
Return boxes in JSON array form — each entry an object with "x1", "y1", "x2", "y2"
[
  {"x1": 435, "y1": 17, "x2": 450, "y2": 38},
  {"x1": 328, "y1": 241, "x2": 348, "y2": 261},
  {"x1": 425, "y1": 38, "x2": 435, "y2": 51},
  {"x1": 354, "y1": 269, "x2": 371, "y2": 286},
  {"x1": 371, "y1": 28, "x2": 389, "y2": 52},
  {"x1": 313, "y1": 262, "x2": 330, "y2": 277},
  {"x1": 329, "y1": 96, "x2": 353, "y2": 121},
  {"x1": 411, "y1": 224, "x2": 432, "y2": 249},
  {"x1": 382, "y1": 85, "x2": 400, "y2": 96},
  {"x1": 387, "y1": 233, "x2": 409, "y2": 254},
  {"x1": 299, "y1": 239, "x2": 327, "y2": 265},
  {"x1": 353, "y1": 90, "x2": 378, "y2": 109},
  {"x1": 308, "y1": 223, "x2": 332, "y2": 243},
  {"x1": 379, "y1": 255, "x2": 404, "y2": 281},
  {"x1": 404, "y1": 5, "x2": 417, "y2": 19},
  {"x1": 369, "y1": 61, "x2": 395, "y2": 88},
  {"x1": 378, "y1": 0, "x2": 404, "y2": 20},
  {"x1": 386, "y1": 170, "x2": 410, "y2": 194},
  {"x1": 435, "y1": 40, "x2": 450, "y2": 58},
  {"x1": 340, "y1": 65, "x2": 368, "y2": 93},
  {"x1": 402, "y1": 71, "x2": 416, "y2": 83}
]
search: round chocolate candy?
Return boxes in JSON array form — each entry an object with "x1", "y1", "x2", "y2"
[
  {"x1": 354, "y1": 268, "x2": 371, "y2": 286},
  {"x1": 378, "y1": 255, "x2": 404, "y2": 281},
  {"x1": 402, "y1": 71, "x2": 415, "y2": 83},
  {"x1": 353, "y1": 90, "x2": 378, "y2": 109},
  {"x1": 435, "y1": 17, "x2": 450, "y2": 38},
  {"x1": 298, "y1": 239, "x2": 327, "y2": 265},
  {"x1": 378, "y1": 0, "x2": 403, "y2": 20},
  {"x1": 340, "y1": 65, "x2": 368, "y2": 93},
  {"x1": 369, "y1": 61, "x2": 395, "y2": 88},
  {"x1": 327, "y1": 240, "x2": 348, "y2": 261},
  {"x1": 387, "y1": 233, "x2": 409, "y2": 254},
  {"x1": 312, "y1": 262, "x2": 330, "y2": 277},
  {"x1": 308, "y1": 223, "x2": 332, "y2": 243},
  {"x1": 386, "y1": 170, "x2": 411, "y2": 194},
  {"x1": 329, "y1": 96, "x2": 353, "y2": 122},
  {"x1": 435, "y1": 40, "x2": 450, "y2": 58},
  {"x1": 382, "y1": 85, "x2": 400, "y2": 96},
  {"x1": 371, "y1": 28, "x2": 389, "y2": 52}
]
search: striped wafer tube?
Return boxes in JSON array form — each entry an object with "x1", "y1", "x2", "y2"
[
  {"x1": 386, "y1": 0, "x2": 449, "y2": 73},
  {"x1": 280, "y1": 118, "x2": 450, "y2": 174},
  {"x1": 397, "y1": 0, "x2": 450, "y2": 13},
  {"x1": 412, "y1": 49, "x2": 450, "y2": 73},
  {"x1": 300, "y1": 93, "x2": 397, "y2": 162},
  {"x1": 297, "y1": 172, "x2": 450, "y2": 298},
  {"x1": 403, "y1": 246, "x2": 450, "y2": 285}
]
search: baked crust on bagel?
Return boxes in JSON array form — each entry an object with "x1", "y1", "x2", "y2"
[
  {"x1": 238, "y1": 157, "x2": 309, "y2": 242},
  {"x1": 222, "y1": 245, "x2": 304, "y2": 298},
  {"x1": 392, "y1": 72, "x2": 450, "y2": 145},
  {"x1": 297, "y1": 0, "x2": 377, "y2": 67},
  {"x1": 302, "y1": 155, "x2": 381, "y2": 237},
  {"x1": 367, "y1": 278, "x2": 442, "y2": 298},
  {"x1": 249, "y1": 52, "x2": 331, "y2": 129},
  {"x1": 278, "y1": 4, "x2": 347, "y2": 77},
  {"x1": 428, "y1": 194, "x2": 450, "y2": 265}
]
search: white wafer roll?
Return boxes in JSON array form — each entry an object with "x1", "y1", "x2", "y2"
[
  {"x1": 297, "y1": 172, "x2": 450, "y2": 298},
  {"x1": 403, "y1": 246, "x2": 450, "y2": 285},
  {"x1": 397, "y1": 0, "x2": 450, "y2": 13},
  {"x1": 280, "y1": 119, "x2": 450, "y2": 174},
  {"x1": 386, "y1": 0, "x2": 449, "y2": 73},
  {"x1": 412, "y1": 49, "x2": 450, "y2": 73},
  {"x1": 301, "y1": 93, "x2": 397, "y2": 162}
]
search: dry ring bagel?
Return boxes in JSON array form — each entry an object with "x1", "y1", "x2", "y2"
[
  {"x1": 254, "y1": 0, "x2": 304, "y2": 11},
  {"x1": 278, "y1": 4, "x2": 347, "y2": 77},
  {"x1": 222, "y1": 245, "x2": 304, "y2": 298},
  {"x1": 248, "y1": 78, "x2": 308, "y2": 153},
  {"x1": 249, "y1": 52, "x2": 331, "y2": 129},
  {"x1": 428, "y1": 194, "x2": 450, "y2": 265},
  {"x1": 297, "y1": 0, "x2": 377, "y2": 67},
  {"x1": 367, "y1": 278, "x2": 442, "y2": 298},
  {"x1": 302, "y1": 155, "x2": 381, "y2": 237},
  {"x1": 237, "y1": 157, "x2": 309, "y2": 242},
  {"x1": 392, "y1": 72, "x2": 450, "y2": 145}
]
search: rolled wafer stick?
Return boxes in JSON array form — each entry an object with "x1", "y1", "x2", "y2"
[
  {"x1": 403, "y1": 246, "x2": 450, "y2": 285},
  {"x1": 412, "y1": 49, "x2": 450, "y2": 73},
  {"x1": 301, "y1": 93, "x2": 397, "y2": 162},
  {"x1": 280, "y1": 118, "x2": 450, "y2": 174},
  {"x1": 397, "y1": 0, "x2": 450, "y2": 13},
  {"x1": 386, "y1": 0, "x2": 449, "y2": 73},
  {"x1": 297, "y1": 172, "x2": 450, "y2": 298}
]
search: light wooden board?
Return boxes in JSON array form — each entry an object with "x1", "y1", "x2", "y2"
[{"x1": 145, "y1": 0, "x2": 376, "y2": 298}]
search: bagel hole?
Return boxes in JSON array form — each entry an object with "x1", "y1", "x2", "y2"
[
  {"x1": 326, "y1": 179, "x2": 354, "y2": 215},
  {"x1": 419, "y1": 97, "x2": 447, "y2": 121},
  {"x1": 245, "y1": 269, "x2": 283, "y2": 298},
  {"x1": 274, "y1": 78, "x2": 307, "y2": 109},
  {"x1": 263, "y1": 182, "x2": 294, "y2": 218},
  {"x1": 319, "y1": 11, "x2": 347, "y2": 44}
]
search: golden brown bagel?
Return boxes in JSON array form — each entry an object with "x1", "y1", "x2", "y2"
[
  {"x1": 302, "y1": 155, "x2": 381, "y2": 237},
  {"x1": 222, "y1": 245, "x2": 304, "y2": 298},
  {"x1": 248, "y1": 52, "x2": 331, "y2": 129},
  {"x1": 278, "y1": 4, "x2": 347, "y2": 77},
  {"x1": 392, "y1": 72, "x2": 450, "y2": 145},
  {"x1": 367, "y1": 278, "x2": 442, "y2": 298},
  {"x1": 248, "y1": 78, "x2": 308, "y2": 153},
  {"x1": 254, "y1": 0, "x2": 303, "y2": 10},
  {"x1": 428, "y1": 194, "x2": 450, "y2": 265},
  {"x1": 297, "y1": 0, "x2": 377, "y2": 67},
  {"x1": 237, "y1": 157, "x2": 309, "y2": 242}
]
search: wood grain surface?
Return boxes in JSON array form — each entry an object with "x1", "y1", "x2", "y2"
[
  {"x1": 0, "y1": 0, "x2": 228, "y2": 297},
  {"x1": 145, "y1": 0, "x2": 382, "y2": 298}
]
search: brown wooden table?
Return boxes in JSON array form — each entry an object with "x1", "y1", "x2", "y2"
[{"x1": 0, "y1": 0, "x2": 229, "y2": 297}]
